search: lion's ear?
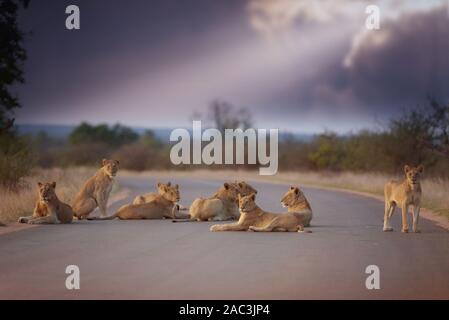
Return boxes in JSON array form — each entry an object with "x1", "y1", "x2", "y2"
[
  {"x1": 51, "y1": 182, "x2": 56, "y2": 188},
  {"x1": 294, "y1": 187, "x2": 299, "y2": 195},
  {"x1": 167, "y1": 181, "x2": 171, "y2": 186},
  {"x1": 102, "y1": 159, "x2": 107, "y2": 166},
  {"x1": 224, "y1": 183, "x2": 230, "y2": 190},
  {"x1": 37, "y1": 182, "x2": 43, "y2": 188},
  {"x1": 114, "y1": 160, "x2": 120, "y2": 165},
  {"x1": 250, "y1": 193, "x2": 256, "y2": 201},
  {"x1": 238, "y1": 182, "x2": 243, "y2": 188},
  {"x1": 404, "y1": 165, "x2": 410, "y2": 173},
  {"x1": 157, "y1": 182, "x2": 161, "y2": 187},
  {"x1": 290, "y1": 186, "x2": 295, "y2": 190},
  {"x1": 417, "y1": 164, "x2": 424, "y2": 173}
]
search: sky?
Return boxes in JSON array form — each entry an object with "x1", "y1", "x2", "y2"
[{"x1": 13, "y1": 0, "x2": 449, "y2": 133}]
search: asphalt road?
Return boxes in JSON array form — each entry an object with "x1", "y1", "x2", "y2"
[{"x1": 0, "y1": 175, "x2": 448, "y2": 299}]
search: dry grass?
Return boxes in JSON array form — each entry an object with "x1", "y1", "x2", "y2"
[
  {"x1": 0, "y1": 167, "x2": 95, "y2": 224},
  {"x1": 122, "y1": 169, "x2": 449, "y2": 221}
]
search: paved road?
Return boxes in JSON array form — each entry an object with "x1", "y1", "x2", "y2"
[{"x1": 0, "y1": 175, "x2": 448, "y2": 299}]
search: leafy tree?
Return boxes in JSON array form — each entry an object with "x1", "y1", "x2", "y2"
[{"x1": 0, "y1": 0, "x2": 30, "y2": 134}]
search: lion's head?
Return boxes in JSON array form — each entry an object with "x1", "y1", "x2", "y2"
[
  {"x1": 102, "y1": 159, "x2": 120, "y2": 178},
  {"x1": 238, "y1": 193, "x2": 257, "y2": 213},
  {"x1": 37, "y1": 181, "x2": 57, "y2": 204},
  {"x1": 159, "y1": 182, "x2": 180, "y2": 203},
  {"x1": 404, "y1": 164, "x2": 424, "y2": 186},
  {"x1": 281, "y1": 186, "x2": 307, "y2": 208},
  {"x1": 233, "y1": 181, "x2": 258, "y2": 196},
  {"x1": 214, "y1": 182, "x2": 239, "y2": 204}
]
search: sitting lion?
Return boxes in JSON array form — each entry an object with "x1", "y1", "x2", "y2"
[
  {"x1": 72, "y1": 159, "x2": 119, "y2": 219},
  {"x1": 132, "y1": 181, "x2": 175, "y2": 205},
  {"x1": 88, "y1": 182, "x2": 189, "y2": 220},
  {"x1": 210, "y1": 192, "x2": 309, "y2": 232},
  {"x1": 18, "y1": 182, "x2": 74, "y2": 224},
  {"x1": 280, "y1": 186, "x2": 313, "y2": 227}
]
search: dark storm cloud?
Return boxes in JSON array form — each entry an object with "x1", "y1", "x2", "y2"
[{"x1": 298, "y1": 7, "x2": 449, "y2": 118}]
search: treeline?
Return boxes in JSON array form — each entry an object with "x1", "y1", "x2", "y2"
[{"x1": 24, "y1": 99, "x2": 449, "y2": 178}]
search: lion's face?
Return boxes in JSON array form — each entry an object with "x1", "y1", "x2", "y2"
[
  {"x1": 281, "y1": 186, "x2": 305, "y2": 208},
  {"x1": 102, "y1": 159, "x2": 120, "y2": 177},
  {"x1": 239, "y1": 193, "x2": 257, "y2": 212},
  {"x1": 234, "y1": 181, "x2": 258, "y2": 196},
  {"x1": 404, "y1": 165, "x2": 424, "y2": 186},
  {"x1": 37, "y1": 182, "x2": 57, "y2": 203},
  {"x1": 161, "y1": 183, "x2": 180, "y2": 203},
  {"x1": 217, "y1": 183, "x2": 239, "y2": 204}
]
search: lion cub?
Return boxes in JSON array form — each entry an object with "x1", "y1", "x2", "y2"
[
  {"x1": 72, "y1": 159, "x2": 119, "y2": 219},
  {"x1": 18, "y1": 182, "x2": 74, "y2": 224},
  {"x1": 383, "y1": 165, "x2": 424, "y2": 233},
  {"x1": 281, "y1": 186, "x2": 313, "y2": 227},
  {"x1": 210, "y1": 192, "x2": 307, "y2": 232}
]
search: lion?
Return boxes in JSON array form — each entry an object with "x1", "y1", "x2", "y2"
[
  {"x1": 280, "y1": 186, "x2": 313, "y2": 227},
  {"x1": 210, "y1": 193, "x2": 309, "y2": 232},
  {"x1": 383, "y1": 164, "x2": 424, "y2": 233},
  {"x1": 72, "y1": 159, "x2": 119, "y2": 219},
  {"x1": 132, "y1": 181, "x2": 175, "y2": 205},
  {"x1": 18, "y1": 182, "x2": 74, "y2": 224},
  {"x1": 88, "y1": 182, "x2": 189, "y2": 220},
  {"x1": 231, "y1": 181, "x2": 258, "y2": 196},
  {"x1": 183, "y1": 182, "x2": 241, "y2": 222}
]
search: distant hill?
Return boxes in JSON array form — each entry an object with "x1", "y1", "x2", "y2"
[{"x1": 16, "y1": 124, "x2": 314, "y2": 142}]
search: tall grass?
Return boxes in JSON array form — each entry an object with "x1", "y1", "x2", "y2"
[{"x1": 0, "y1": 167, "x2": 95, "y2": 224}]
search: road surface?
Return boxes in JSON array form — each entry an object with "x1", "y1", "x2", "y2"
[{"x1": 0, "y1": 175, "x2": 448, "y2": 299}]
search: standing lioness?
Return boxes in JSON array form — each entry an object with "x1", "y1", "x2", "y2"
[
  {"x1": 72, "y1": 159, "x2": 119, "y2": 219},
  {"x1": 18, "y1": 182, "x2": 74, "y2": 224},
  {"x1": 210, "y1": 193, "x2": 308, "y2": 232},
  {"x1": 383, "y1": 164, "x2": 424, "y2": 233}
]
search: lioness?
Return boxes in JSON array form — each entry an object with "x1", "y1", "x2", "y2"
[
  {"x1": 132, "y1": 181, "x2": 174, "y2": 205},
  {"x1": 18, "y1": 182, "x2": 74, "y2": 224},
  {"x1": 210, "y1": 193, "x2": 308, "y2": 232},
  {"x1": 383, "y1": 164, "x2": 424, "y2": 233},
  {"x1": 232, "y1": 181, "x2": 258, "y2": 196},
  {"x1": 281, "y1": 186, "x2": 313, "y2": 227},
  {"x1": 72, "y1": 159, "x2": 119, "y2": 219},
  {"x1": 188, "y1": 182, "x2": 241, "y2": 221},
  {"x1": 89, "y1": 183, "x2": 189, "y2": 220}
]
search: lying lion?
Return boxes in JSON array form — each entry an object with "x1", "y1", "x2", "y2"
[
  {"x1": 88, "y1": 182, "x2": 189, "y2": 220},
  {"x1": 383, "y1": 164, "x2": 424, "y2": 233},
  {"x1": 281, "y1": 186, "x2": 313, "y2": 227},
  {"x1": 72, "y1": 159, "x2": 119, "y2": 219},
  {"x1": 18, "y1": 182, "x2": 74, "y2": 224},
  {"x1": 210, "y1": 192, "x2": 309, "y2": 232},
  {"x1": 183, "y1": 182, "x2": 241, "y2": 222},
  {"x1": 173, "y1": 181, "x2": 258, "y2": 222},
  {"x1": 133, "y1": 181, "x2": 175, "y2": 205}
]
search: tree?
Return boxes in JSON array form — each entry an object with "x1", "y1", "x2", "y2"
[
  {"x1": 420, "y1": 98, "x2": 449, "y2": 158},
  {"x1": 0, "y1": 0, "x2": 30, "y2": 134},
  {"x1": 69, "y1": 122, "x2": 139, "y2": 148},
  {"x1": 194, "y1": 100, "x2": 253, "y2": 133}
]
